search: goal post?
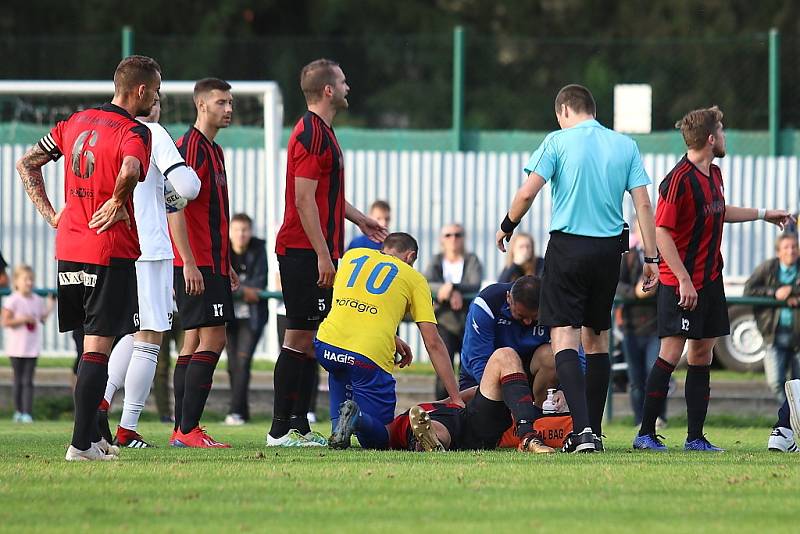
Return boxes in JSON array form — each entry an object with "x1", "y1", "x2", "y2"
[{"x1": 0, "y1": 79, "x2": 284, "y2": 357}]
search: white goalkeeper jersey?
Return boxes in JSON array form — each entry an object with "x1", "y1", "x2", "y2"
[{"x1": 135, "y1": 121, "x2": 200, "y2": 260}]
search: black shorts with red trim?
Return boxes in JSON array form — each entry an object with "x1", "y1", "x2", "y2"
[
  {"x1": 174, "y1": 266, "x2": 234, "y2": 330},
  {"x1": 57, "y1": 259, "x2": 138, "y2": 337},
  {"x1": 657, "y1": 276, "x2": 730, "y2": 339},
  {"x1": 278, "y1": 249, "x2": 337, "y2": 330}
]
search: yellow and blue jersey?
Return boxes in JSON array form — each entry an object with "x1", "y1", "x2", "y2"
[{"x1": 316, "y1": 248, "x2": 436, "y2": 373}]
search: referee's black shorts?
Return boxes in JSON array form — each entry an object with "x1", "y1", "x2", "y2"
[{"x1": 539, "y1": 231, "x2": 622, "y2": 332}]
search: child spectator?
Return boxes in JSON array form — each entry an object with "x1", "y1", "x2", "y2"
[{"x1": 1, "y1": 265, "x2": 54, "y2": 422}]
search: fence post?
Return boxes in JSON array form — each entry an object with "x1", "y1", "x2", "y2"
[
  {"x1": 121, "y1": 26, "x2": 135, "y2": 59},
  {"x1": 769, "y1": 28, "x2": 780, "y2": 156},
  {"x1": 452, "y1": 26, "x2": 465, "y2": 152}
]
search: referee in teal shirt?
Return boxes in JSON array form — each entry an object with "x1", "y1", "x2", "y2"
[{"x1": 496, "y1": 85, "x2": 659, "y2": 452}]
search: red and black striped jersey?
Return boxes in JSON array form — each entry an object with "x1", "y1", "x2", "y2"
[
  {"x1": 171, "y1": 126, "x2": 230, "y2": 275},
  {"x1": 39, "y1": 103, "x2": 150, "y2": 266},
  {"x1": 276, "y1": 111, "x2": 346, "y2": 259},
  {"x1": 655, "y1": 155, "x2": 725, "y2": 289}
]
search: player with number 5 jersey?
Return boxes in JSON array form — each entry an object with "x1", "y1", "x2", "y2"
[{"x1": 316, "y1": 233, "x2": 463, "y2": 450}]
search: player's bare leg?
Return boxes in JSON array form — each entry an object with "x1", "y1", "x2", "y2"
[{"x1": 529, "y1": 343, "x2": 557, "y2": 407}]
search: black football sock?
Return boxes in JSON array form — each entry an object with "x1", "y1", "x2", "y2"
[
  {"x1": 586, "y1": 353, "x2": 611, "y2": 436},
  {"x1": 172, "y1": 354, "x2": 191, "y2": 432},
  {"x1": 776, "y1": 399, "x2": 791, "y2": 429},
  {"x1": 685, "y1": 364, "x2": 711, "y2": 442},
  {"x1": 71, "y1": 352, "x2": 109, "y2": 450},
  {"x1": 290, "y1": 358, "x2": 318, "y2": 435},
  {"x1": 180, "y1": 351, "x2": 220, "y2": 434},
  {"x1": 638, "y1": 357, "x2": 675, "y2": 437},
  {"x1": 500, "y1": 372, "x2": 538, "y2": 438},
  {"x1": 269, "y1": 347, "x2": 306, "y2": 438},
  {"x1": 555, "y1": 349, "x2": 590, "y2": 433}
]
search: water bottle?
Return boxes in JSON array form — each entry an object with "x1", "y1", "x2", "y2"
[{"x1": 542, "y1": 388, "x2": 557, "y2": 414}]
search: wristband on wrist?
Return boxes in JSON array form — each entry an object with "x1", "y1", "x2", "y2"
[
  {"x1": 501, "y1": 213, "x2": 520, "y2": 234},
  {"x1": 757, "y1": 208, "x2": 766, "y2": 220}
]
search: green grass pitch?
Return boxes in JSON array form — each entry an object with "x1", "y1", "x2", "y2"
[{"x1": 1, "y1": 419, "x2": 798, "y2": 533}]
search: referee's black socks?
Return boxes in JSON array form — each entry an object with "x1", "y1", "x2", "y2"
[
  {"x1": 638, "y1": 357, "x2": 675, "y2": 436},
  {"x1": 555, "y1": 349, "x2": 591, "y2": 433},
  {"x1": 72, "y1": 352, "x2": 109, "y2": 451},
  {"x1": 180, "y1": 351, "x2": 220, "y2": 434},
  {"x1": 500, "y1": 372, "x2": 538, "y2": 438},
  {"x1": 269, "y1": 347, "x2": 306, "y2": 439},
  {"x1": 586, "y1": 353, "x2": 611, "y2": 437}
]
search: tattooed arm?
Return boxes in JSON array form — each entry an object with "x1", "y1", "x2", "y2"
[{"x1": 16, "y1": 144, "x2": 60, "y2": 228}]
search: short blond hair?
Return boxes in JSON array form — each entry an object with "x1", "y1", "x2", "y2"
[
  {"x1": 12, "y1": 264, "x2": 34, "y2": 291},
  {"x1": 675, "y1": 106, "x2": 723, "y2": 151}
]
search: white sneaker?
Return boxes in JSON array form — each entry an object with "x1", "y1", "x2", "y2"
[
  {"x1": 266, "y1": 429, "x2": 318, "y2": 447},
  {"x1": 12, "y1": 411, "x2": 22, "y2": 423},
  {"x1": 767, "y1": 427, "x2": 798, "y2": 452},
  {"x1": 93, "y1": 438, "x2": 120, "y2": 456},
  {"x1": 65, "y1": 444, "x2": 118, "y2": 461},
  {"x1": 224, "y1": 414, "x2": 246, "y2": 426},
  {"x1": 307, "y1": 411, "x2": 317, "y2": 424},
  {"x1": 786, "y1": 380, "x2": 800, "y2": 439}
]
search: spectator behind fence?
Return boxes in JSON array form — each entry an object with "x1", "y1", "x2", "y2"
[
  {"x1": 424, "y1": 223, "x2": 483, "y2": 399},
  {"x1": 224, "y1": 213, "x2": 268, "y2": 425},
  {"x1": 498, "y1": 232, "x2": 544, "y2": 282},
  {"x1": 616, "y1": 224, "x2": 666, "y2": 428},
  {"x1": 744, "y1": 232, "x2": 800, "y2": 403},
  {"x1": 1, "y1": 265, "x2": 54, "y2": 423},
  {"x1": 347, "y1": 200, "x2": 391, "y2": 251}
]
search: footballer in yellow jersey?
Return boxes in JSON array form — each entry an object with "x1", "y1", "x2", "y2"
[{"x1": 315, "y1": 233, "x2": 463, "y2": 449}]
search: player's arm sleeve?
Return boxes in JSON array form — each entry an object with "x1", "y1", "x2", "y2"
[
  {"x1": 523, "y1": 135, "x2": 557, "y2": 182},
  {"x1": 37, "y1": 121, "x2": 66, "y2": 161},
  {"x1": 626, "y1": 142, "x2": 652, "y2": 191},
  {"x1": 121, "y1": 123, "x2": 152, "y2": 182},
  {"x1": 408, "y1": 278, "x2": 438, "y2": 325},
  {"x1": 654, "y1": 175, "x2": 686, "y2": 231},
  {"x1": 293, "y1": 139, "x2": 326, "y2": 180},
  {"x1": 460, "y1": 298, "x2": 496, "y2": 382}
]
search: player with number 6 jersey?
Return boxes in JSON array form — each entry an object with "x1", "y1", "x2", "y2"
[
  {"x1": 316, "y1": 233, "x2": 463, "y2": 450},
  {"x1": 15, "y1": 55, "x2": 162, "y2": 461}
]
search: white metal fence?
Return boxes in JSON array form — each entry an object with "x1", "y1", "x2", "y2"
[{"x1": 1, "y1": 144, "x2": 797, "y2": 360}]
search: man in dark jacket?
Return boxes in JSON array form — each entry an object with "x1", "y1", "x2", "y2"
[
  {"x1": 225, "y1": 213, "x2": 269, "y2": 424},
  {"x1": 424, "y1": 223, "x2": 483, "y2": 398},
  {"x1": 744, "y1": 232, "x2": 800, "y2": 403}
]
